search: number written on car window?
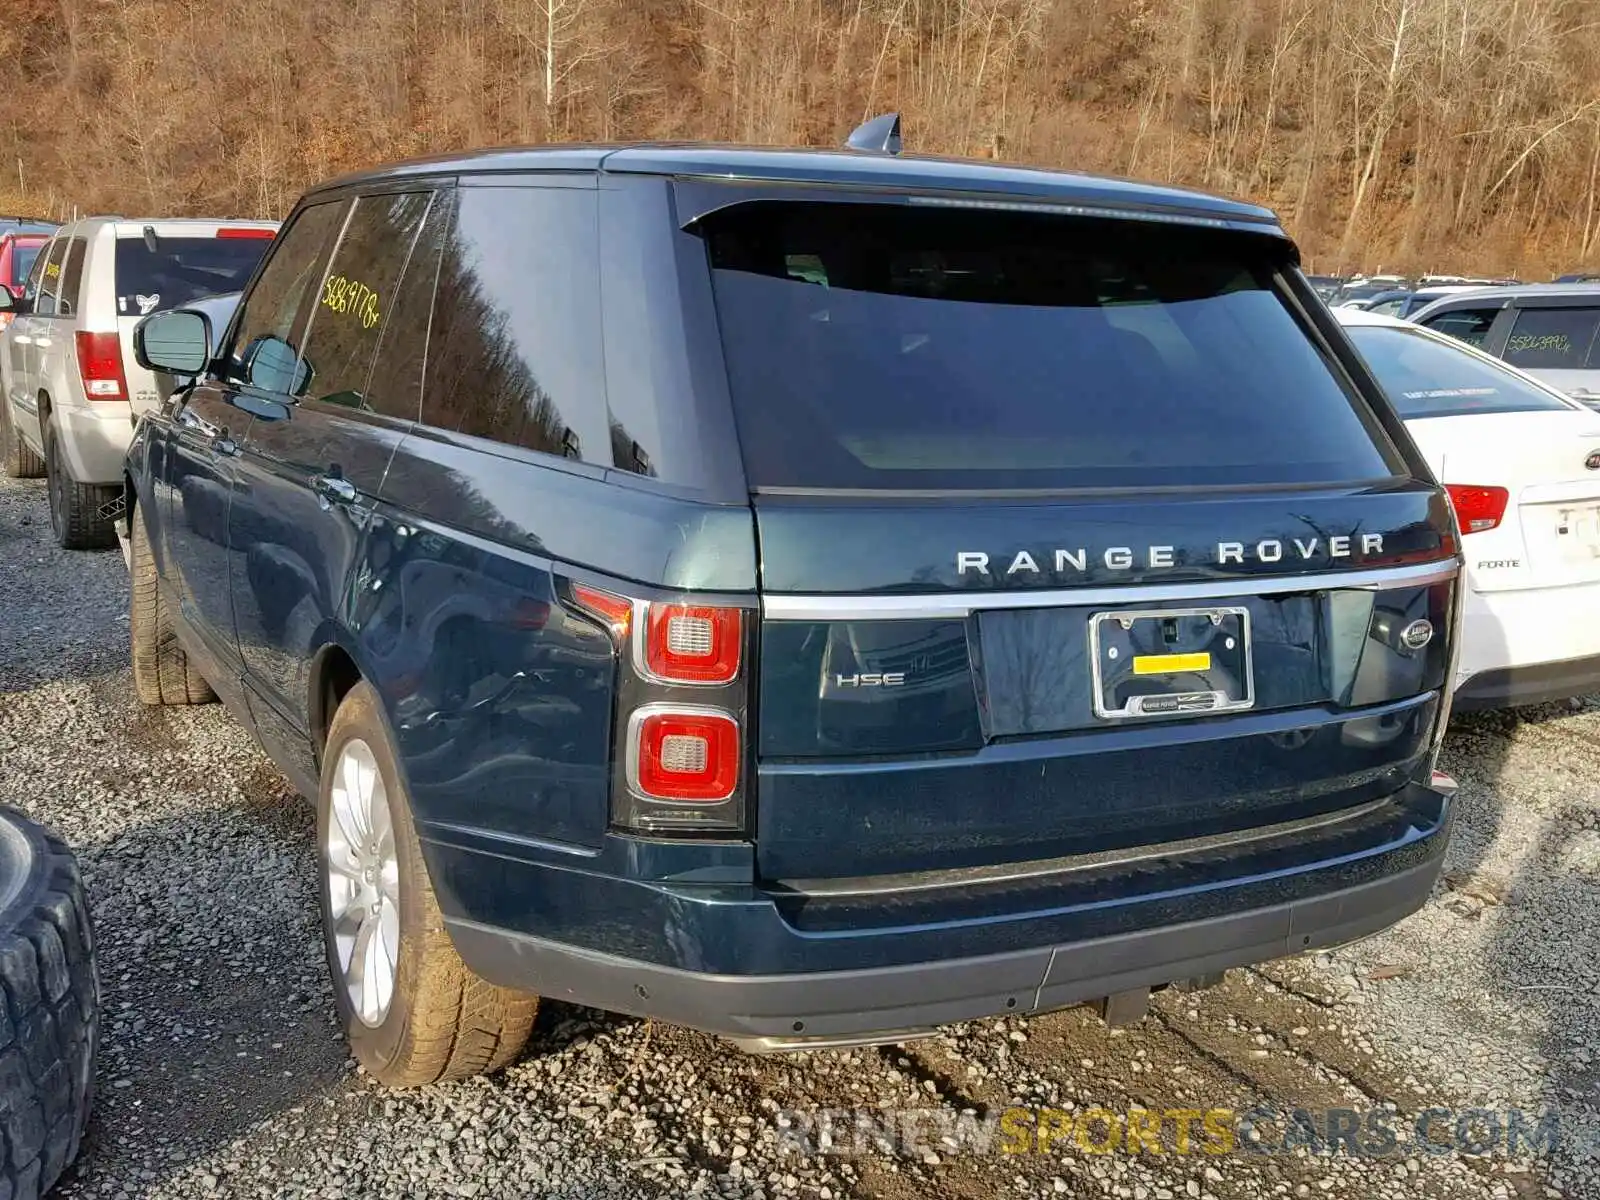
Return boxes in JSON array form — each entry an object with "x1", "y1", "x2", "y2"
[{"x1": 321, "y1": 273, "x2": 381, "y2": 330}]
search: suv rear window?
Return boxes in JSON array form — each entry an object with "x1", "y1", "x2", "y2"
[
  {"x1": 115, "y1": 233, "x2": 272, "y2": 317},
  {"x1": 700, "y1": 202, "x2": 1395, "y2": 490},
  {"x1": 1348, "y1": 325, "x2": 1572, "y2": 419}
]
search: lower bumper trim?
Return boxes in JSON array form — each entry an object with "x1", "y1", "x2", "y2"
[
  {"x1": 1455, "y1": 653, "x2": 1600, "y2": 712},
  {"x1": 444, "y1": 842, "x2": 1446, "y2": 1048}
]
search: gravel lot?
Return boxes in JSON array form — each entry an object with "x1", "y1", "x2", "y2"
[{"x1": 1, "y1": 470, "x2": 1595, "y2": 1200}]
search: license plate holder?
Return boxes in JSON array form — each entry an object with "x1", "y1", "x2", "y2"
[
  {"x1": 1552, "y1": 503, "x2": 1600, "y2": 561},
  {"x1": 1089, "y1": 606, "x2": 1254, "y2": 720}
]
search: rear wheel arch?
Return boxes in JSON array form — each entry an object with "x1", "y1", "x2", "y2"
[
  {"x1": 309, "y1": 643, "x2": 364, "y2": 767},
  {"x1": 123, "y1": 470, "x2": 139, "y2": 532},
  {"x1": 316, "y1": 680, "x2": 537, "y2": 1084}
]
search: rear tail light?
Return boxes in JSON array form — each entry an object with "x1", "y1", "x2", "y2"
[
  {"x1": 628, "y1": 707, "x2": 740, "y2": 802},
  {"x1": 571, "y1": 583, "x2": 632, "y2": 638},
  {"x1": 1444, "y1": 484, "x2": 1509, "y2": 535},
  {"x1": 74, "y1": 331, "x2": 128, "y2": 401},
  {"x1": 645, "y1": 604, "x2": 741, "y2": 684},
  {"x1": 570, "y1": 582, "x2": 752, "y2": 833}
]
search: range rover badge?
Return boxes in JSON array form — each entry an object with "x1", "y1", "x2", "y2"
[{"x1": 1400, "y1": 619, "x2": 1435, "y2": 651}]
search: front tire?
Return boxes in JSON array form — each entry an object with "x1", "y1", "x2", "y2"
[
  {"x1": 43, "y1": 420, "x2": 117, "y2": 550},
  {"x1": 319, "y1": 682, "x2": 537, "y2": 1086},
  {"x1": 129, "y1": 504, "x2": 216, "y2": 706},
  {"x1": 0, "y1": 398, "x2": 44, "y2": 478}
]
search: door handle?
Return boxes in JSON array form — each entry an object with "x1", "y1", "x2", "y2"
[{"x1": 314, "y1": 474, "x2": 358, "y2": 506}]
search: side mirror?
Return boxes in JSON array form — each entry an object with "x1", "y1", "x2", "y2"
[
  {"x1": 242, "y1": 335, "x2": 313, "y2": 398},
  {"x1": 0, "y1": 290, "x2": 16, "y2": 314},
  {"x1": 134, "y1": 309, "x2": 213, "y2": 375}
]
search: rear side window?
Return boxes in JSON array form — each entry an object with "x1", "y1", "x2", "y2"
[
  {"x1": 364, "y1": 195, "x2": 450, "y2": 423},
  {"x1": 297, "y1": 191, "x2": 433, "y2": 416},
  {"x1": 1502, "y1": 306, "x2": 1600, "y2": 370},
  {"x1": 56, "y1": 238, "x2": 87, "y2": 317},
  {"x1": 1420, "y1": 307, "x2": 1499, "y2": 348},
  {"x1": 420, "y1": 184, "x2": 608, "y2": 464},
  {"x1": 1368, "y1": 296, "x2": 1407, "y2": 317},
  {"x1": 700, "y1": 202, "x2": 1395, "y2": 490},
  {"x1": 1348, "y1": 326, "x2": 1572, "y2": 419},
  {"x1": 115, "y1": 231, "x2": 275, "y2": 317}
]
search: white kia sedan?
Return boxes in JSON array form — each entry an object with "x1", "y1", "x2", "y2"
[{"x1": 1336, "y1": 307, "x2": 1600, "y2": 710}]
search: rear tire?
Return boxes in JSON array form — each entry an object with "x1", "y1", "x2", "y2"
[
  {"x1": 0, "y1": 399, "x2": 44, "y2": 479},
  {"x1": 0, "y1": 808, "x2": 98, "y2": 1199},
  {"x1": 44, "y1": 420, "x2": 117, "y2": 550},
  {"x1": 129, "y1": 504, "x2": 216, "y2": 706},
  {"x1": 319, "y1": 682, "x2": 537, "y2": 1086}
]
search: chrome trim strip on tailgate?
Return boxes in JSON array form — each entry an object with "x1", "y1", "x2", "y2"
[
  {"x1": 761, "y1": 560, "x2": 1459, "y2": 622},
  {"x1": 772, "y1": 796, "x2": 1397, "y2": 898}
]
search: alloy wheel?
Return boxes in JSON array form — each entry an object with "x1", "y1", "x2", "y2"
[
  {"x1": 325, "y1": 737, "x2": 401, "y2": 1028},
  {"x1": 45, "y1": 432, "x2": 64, "y2": 540}
]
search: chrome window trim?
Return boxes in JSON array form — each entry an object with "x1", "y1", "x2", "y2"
[{"x1": 760, "y1": 559, "x2": 1459, "y2": 622}]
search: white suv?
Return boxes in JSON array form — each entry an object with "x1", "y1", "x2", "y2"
[{"x1": 0, "y1": 217, "x2": 277, "y2": 547}]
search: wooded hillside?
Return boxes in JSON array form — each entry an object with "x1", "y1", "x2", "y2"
[{"x1": 3, "y1": 0, "x2": 1599, "y2": 276}]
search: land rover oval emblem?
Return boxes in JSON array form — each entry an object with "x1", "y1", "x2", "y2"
[
  {"x1": 1587, "y1": 450, "x2": 1600, "y2": 471},
  {"x1": 1401, "y1": 619, "x2": 1435, "y2": 651}
]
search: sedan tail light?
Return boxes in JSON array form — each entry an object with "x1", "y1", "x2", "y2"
[
  {"x1": 75, "y1": 331, "x2": 128, "y2": 401},
  {"x1": 1444, "y1": 484, "x2": 1509, "y2": 535}
]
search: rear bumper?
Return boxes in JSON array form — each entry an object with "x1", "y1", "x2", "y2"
[
  {"x1": 54, "y1": 401, "x2": 133, "y2": 484},
  {"x1": 434, "y1": 780, "x2": 1452, "y2": 1046},
  {"x1": 1456, "y1": 580, "x2": 1600, "y2": 706},
  {"x1": 1454, "y1": 654, "x2": 1600, "y2": 712}
]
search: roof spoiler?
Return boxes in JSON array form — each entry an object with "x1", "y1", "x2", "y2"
[{"x1": 846, "y1": 112, "x2": 902, "y2": 155}]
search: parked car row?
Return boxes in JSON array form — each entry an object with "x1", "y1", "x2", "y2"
[
  {"x1": 1410, "y1": 283, "x2": 1600, "y2": 410},
  {"x1": 0, "y1": 217, "x2": 277, "y2": 545},
  {"x1": 1310, "y1": 271, "x2": 1600, "y2": 411},
  {"x1": 1333, "y1": 307, "x2": 1600, "y2": 708},
  {"x1": 1305, "y1": 272, "x2": 1519, "y2": 307},
  {"x1": 0, "y1": 128, "x2": 1595, "y2": 1104}
]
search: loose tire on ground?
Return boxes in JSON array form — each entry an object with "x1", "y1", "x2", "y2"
[
  {"x1": 319, "y1": 682, "x2": 537, "y2": 1086},
  {"x1": 43, "y1": 421, "x2": 117, "y2": 551},
  {"x1": 129, "y1": 504, "x2": 216, "y2": 706},
  {"x1": 0, "y1": 400, "x2": 44, "y2": 479},
  {"x1": 0, "y1": 809, "x2": 98, "y2": 1198}
]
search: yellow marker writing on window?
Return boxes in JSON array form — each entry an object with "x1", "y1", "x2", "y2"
[{"x1": 1132, "y1": 652, "x2": 1211, "y2": 675}]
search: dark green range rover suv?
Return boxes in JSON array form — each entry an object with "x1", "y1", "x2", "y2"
[{"x1": 124, "y1": 119, "x2": 1462, "y2": 1084}]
